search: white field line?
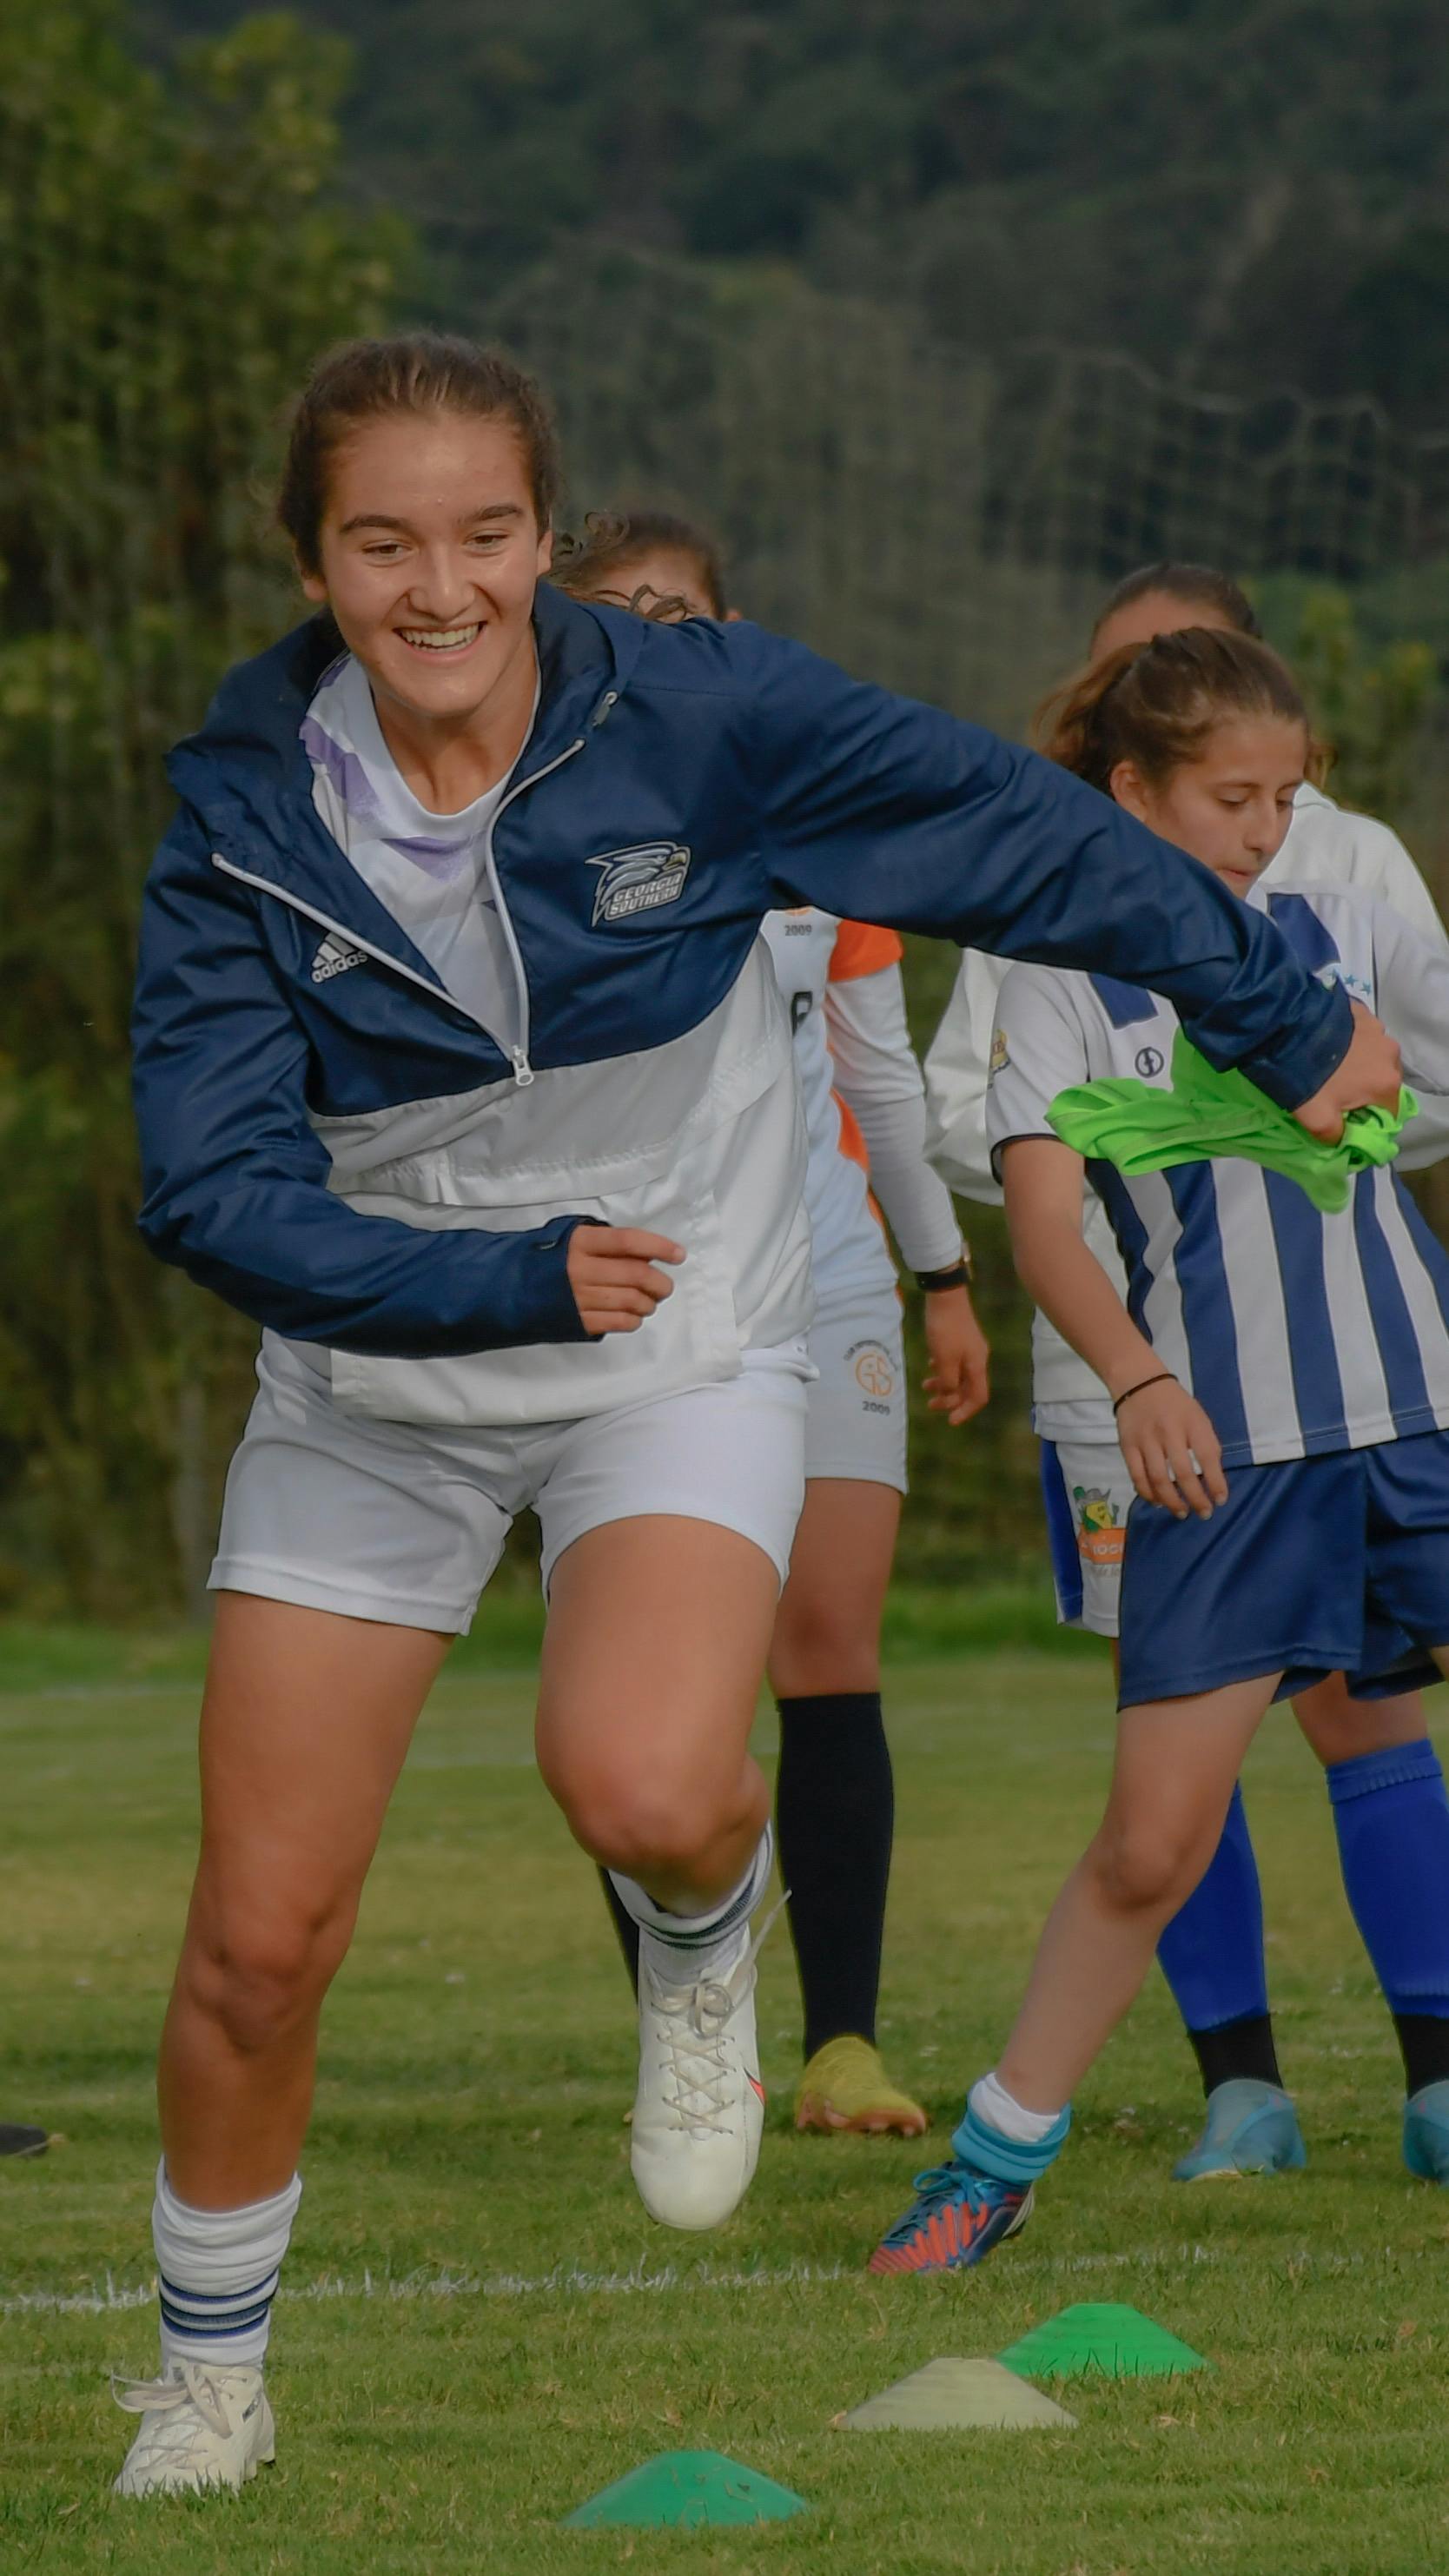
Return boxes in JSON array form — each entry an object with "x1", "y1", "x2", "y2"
[{"x1": 0, "y1": 2240, "x2": 1415, "y2": 2322}]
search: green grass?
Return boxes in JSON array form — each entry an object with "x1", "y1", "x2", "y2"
[{"x1": 4, "y1": 1645, "x2": 1449, "y2": 2573}]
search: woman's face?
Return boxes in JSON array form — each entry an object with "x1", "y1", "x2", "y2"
[
  {"x1": 301, "y1": 409, "x2": 552, "y2": 726},
  {"x1": 1110, "y1": 715, "x2": 1309, "y2": 896},
  {"x1": 582, "y1": 546, "x2": 719, "y2": 621}
]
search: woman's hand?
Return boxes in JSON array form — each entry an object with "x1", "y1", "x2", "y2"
[
  {"x1": 1294, "y1": 1000, "x2": 1401, "y2": 1141},
  {"x1": 1113, "y1": 1374, "x2": 1227, "y2": 1520},
  {"x1": 922, "y1": 1285, "x2": 991, "y2": 1427},
  {"x1": 567, "y1": 1227, "x2": 684, "y2": 1335}
]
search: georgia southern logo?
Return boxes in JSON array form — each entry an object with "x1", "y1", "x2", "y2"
[{"x1": 588, "y1": 842, "x2": 691, "y2": 927}]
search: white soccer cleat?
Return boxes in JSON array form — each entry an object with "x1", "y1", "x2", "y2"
[
  {"x1": 631, "y1": 1937, "x2": 768, "y2": 2230},
  {"x1": 112, "y1": 2360, "x2": 275, "y2": 2497}
]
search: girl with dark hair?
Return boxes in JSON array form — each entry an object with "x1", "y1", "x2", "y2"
[
  {"x1": 559, "y1": 512, "x2": 989, "y2": 2140},
  {"x1": 927, "y1": 562, "x2": 1449, "y2": 2185},
  {"x1": 876, "y1": 627, "x2": 1449, "y2": 2277},
  {"x1": 118, "y1": 341, "x2": 1389, "y2": 2491}
]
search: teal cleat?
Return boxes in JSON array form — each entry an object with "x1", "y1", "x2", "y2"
[
  {"x1": 1402, "y1": 2080, "x2": 1449, "y2": 2182},
  {"x1": 1171, "y1": 2079, "x2": 1307, "y2": 2182}
]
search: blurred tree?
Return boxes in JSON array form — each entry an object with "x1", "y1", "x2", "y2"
[
  {"x1": 0, "y1": 1, "x2": 404, "y2": 1614},
  {"x1": 1290, "y1": 589, "x2": 1437, "y2": 821}
]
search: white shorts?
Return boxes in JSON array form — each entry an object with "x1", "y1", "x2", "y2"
[
  {"x1": 210, "y1": 1334, "x2": 811, "y2": 1633},
  {"x1": 1039, "y1": 1436, "x2": 1131, "y2": 1639},
  {"x1": 803, "y1": 1292, "x2": 909, "y2": 1493}
]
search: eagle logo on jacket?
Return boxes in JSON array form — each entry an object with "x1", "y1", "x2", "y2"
[{"x1": 588, "y1": 843, "x2": 691, "y2": 926}]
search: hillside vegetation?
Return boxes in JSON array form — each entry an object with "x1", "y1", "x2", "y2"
[{"x1": 140, "y1": 0, "x2": 1449, "y2": 423}]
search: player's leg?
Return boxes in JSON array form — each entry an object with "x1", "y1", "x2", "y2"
[
  {"x1": 535, "y1": 1353, "x2": 807, "y2": 2229},
  {"x1": 114, "y1": 1338, "x2": 503, "y2": 2497},
  {"x1": 1043, "y1": 1437, "x2": 1292, "y2": 2175},
  {"x1": 771, "y1": 1476, "x2": 925, "y2": 2136},
  {"x1": 870, "y1": 1672, "x2": 1277, "y2": 2273},
  {"x1": 1290, "y1": 1677, "x2": 1449, "y2": 2145},
  {"x1": 115, "y1": 1597, "x2": 449, "y2": 2496},
  {"x1": 870, "y1": 1451, "x2": 1365, "y2": 2273},
  {"x1": 769, "y1": 1294, "x2": 923, "y2": 2136},
  {"x1": 1351, "y1": 1433, "x2": 1449, "y2": 2180}
]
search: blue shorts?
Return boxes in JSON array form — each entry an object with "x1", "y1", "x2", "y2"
[{"x1": 1116, "y1": 1432, "x2": 1449, "y2": 1711}]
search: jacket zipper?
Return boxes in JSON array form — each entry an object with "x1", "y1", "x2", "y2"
[
  {"x1": 480, "y1": 733, "x2": 586, "y2": 1085},
  {"x1": 210, "y1": 732, "x2": 587, "y2": 1088}
]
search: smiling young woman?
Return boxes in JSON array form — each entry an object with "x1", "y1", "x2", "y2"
[{"x1": 116, "y1": 334, "x2": 1398, "y2": 2498}]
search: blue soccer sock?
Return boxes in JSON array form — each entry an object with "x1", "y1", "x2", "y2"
[
  {"x1": 1155, "y1": 1784, "x2": 1281, "y2": 2095},
  {"x1": 1327, "y1": 1738, "x2": 1449, "y2": 2095},
  {"x1": 952, "y1": 2074, "x2": 1071, "y2": 2184}
]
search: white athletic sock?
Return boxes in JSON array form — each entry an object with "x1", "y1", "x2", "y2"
[
  {"x1": 153, "y1": 2160, "x2": 301, "y2": 2371},
  {"x1": 610, "y1": 1825, "x2": 772, "y2": 1984},
  {"x1": 969, "y1": 2069, "x2": 1064, "y2": 2146}
]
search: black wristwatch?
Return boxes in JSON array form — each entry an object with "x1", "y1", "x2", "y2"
[{"x1": 914, "y1": 1255, "x2": 974, "y2": 1293}]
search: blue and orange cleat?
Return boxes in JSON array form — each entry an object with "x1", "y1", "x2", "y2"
[
  {"x1": 867, "y1": 2158, "x2": 1033, "y2": 2276},
  {"x1": 1402, "y1": 2080, "x2": 1449, "y2": 2183}
]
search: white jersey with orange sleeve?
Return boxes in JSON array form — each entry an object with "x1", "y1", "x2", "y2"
[{"x1": 762, "y1": 910, "x2": 963, "y2": 1311}]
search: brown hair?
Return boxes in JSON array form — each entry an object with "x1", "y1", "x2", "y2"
[
  {"x1": 1090, "y1": 560, "x2": 1263, "y2": 649},
  {"x1": 277, "y1": 334, "x2": 563, "y2": 574},
  {"x1": 554, "y1": 509, "x2": 728, "y2": 619},
  {"x1": 1039, "y1": 626, "x2": 1320, "y2": 794}
]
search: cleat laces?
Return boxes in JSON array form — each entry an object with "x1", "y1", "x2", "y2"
[
  {"x1": 642, "y1": 1895, "x2": 785, "y2": 2141},
  {"x1": 113, "y1": 2361, "x2": 240, "y2": 2465},
  {"x1": 879, "y1": 2160, "x2": 1007, "y2": 2246}
]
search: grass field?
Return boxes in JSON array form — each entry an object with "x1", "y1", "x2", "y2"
[{"x1": 4, "y1": 1613, "x2": 1449, "y2": 2574}]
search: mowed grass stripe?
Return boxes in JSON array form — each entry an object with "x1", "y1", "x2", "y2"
[{"x1": 3, "y1": 1649, "x2": 1448, "y2": 2575}]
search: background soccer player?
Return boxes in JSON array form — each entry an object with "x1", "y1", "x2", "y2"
[
  {"x1": 926, "y1": 560, "x2": 1449, "y2": 2182},
  {"x1": 559, "y1": 511, "x2": 989, "y2": 2139},
  {"x1": 877, "y1": 627, "x2": 1449, "y2": 2276}
]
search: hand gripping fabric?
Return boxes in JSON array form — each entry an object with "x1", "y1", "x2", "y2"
[{"x1": 1047, "y1": 1031, "x2": 1414, "y2": 1215}]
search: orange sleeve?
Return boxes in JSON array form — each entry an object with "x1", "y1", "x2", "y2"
[{"x1": 828, "y1": 918, "x2": 904, "y2": 983}]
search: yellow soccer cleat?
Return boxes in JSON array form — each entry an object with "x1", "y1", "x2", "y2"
[{"x1": 795, "y1": 2036, "x2": 929, "y2": 2137}]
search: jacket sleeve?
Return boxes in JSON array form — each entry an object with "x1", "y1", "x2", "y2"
[
  {"x1": 131, "y1": 818, "x2": 594, "y2": 1355},
  {"x1": 745, "y1": 635, "x2": 1353, "y2": 1112}
]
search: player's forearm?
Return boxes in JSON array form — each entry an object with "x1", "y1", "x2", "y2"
[{"x1": 1009, "y1": 1210, "x2": 1157, "y2": 1401}]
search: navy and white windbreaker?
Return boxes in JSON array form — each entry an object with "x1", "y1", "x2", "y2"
[{"x1": 132, "y1": 584, "x2": 1353, "y2": 1427}]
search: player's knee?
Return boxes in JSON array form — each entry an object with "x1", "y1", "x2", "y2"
[
  {"x1": 564, "y1": 1769, "x2": 731, "y2": 1880},
  {"x1": 770, "y1": 1601, "x2": 879, "y2": 1697},
  {"x1": 185, "y1": 1893, "x2": 356, "y2": 2053},
  {"x1": 1092, "y1": 1812, "x2": 1208, "y2": 1918}
]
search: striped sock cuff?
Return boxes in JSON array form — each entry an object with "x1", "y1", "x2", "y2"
[
  {"x1": 610, "y1": 1824, "x2": 772, "y2": 1956},
  {"x1": 152, "y1": 2163, "x2": 301, "y2": 2368},
  {"x1": 158, "y1": 2266, "x2": 281, "y2": 2344}
]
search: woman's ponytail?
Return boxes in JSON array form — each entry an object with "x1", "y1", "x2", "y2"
[{"x1": 1036, "y1": 627, "x2": 1316, "y2": 792}]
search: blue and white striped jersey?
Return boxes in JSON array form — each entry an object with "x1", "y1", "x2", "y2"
[{"x1": 987, "y1": 886, "x2": 1449, "y2": 1468}]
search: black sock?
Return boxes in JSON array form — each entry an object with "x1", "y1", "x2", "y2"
[
  {"x1": 775, "y1": 1691, "x2": 893, "y2": 2062},
  {"x1": 1393, "y1": 2012, "x2": 1449, "y2": 2096},
  {"x1": 599, "y1": 1867, "x2": 639, "y2": 1994},
  {"x1": 1187, "y1": 2010, "x2": 1283, "y2": 2097}
]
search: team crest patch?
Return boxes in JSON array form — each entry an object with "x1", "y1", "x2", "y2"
[
  {"x1": 849, "y1": 1339, "x2": 897, "y2": 1410},
  {"x1": 989, "y1": 1025, "x2": 1010, "y2": 1078},
  {"x1": 588, "y1": 842, "x2": 691, "y2": 926},
  {"x1": 312, "y1": 933, "x2": 367, "y2": 983},
  {"x1": 1074, "y1": 1482, "x2": 1125, "y2": 1567}
]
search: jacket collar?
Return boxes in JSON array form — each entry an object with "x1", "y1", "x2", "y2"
[{"x1": 165, "y1": 581, "x2": 647, "y2": 870}]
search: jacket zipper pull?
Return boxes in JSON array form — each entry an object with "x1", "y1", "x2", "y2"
[{"x1": 510, "y1": 1046, "x2": 536, "y2": 1089}]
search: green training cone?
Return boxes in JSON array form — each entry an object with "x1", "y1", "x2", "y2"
[
  {"x1": 997, "y1": 2302, "x2": 1211, "y2": 2383},
  {"x1": 562, "y1": 2449, "x2": 810, "y2": 2529},
  {"x1": 839, "y1": 2356, "x2": 1076, "y2": 2431}
]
